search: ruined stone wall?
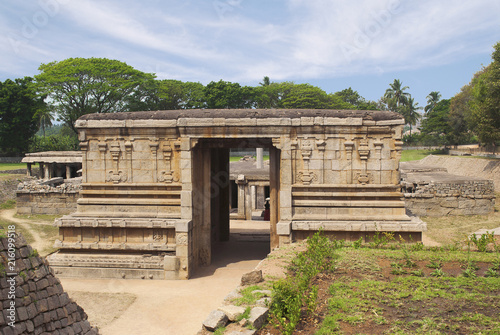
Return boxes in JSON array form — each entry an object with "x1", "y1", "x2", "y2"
[
  {"x1": 403, "y1": 180, "x2": 495, "y2": 216},
  {"x1": 16, "y1": 193, "x2": 79, "y2": 215},
  {"x1": 0, "y1": 233, "x2": 97, "y2": 334},
  {"x1": 16, "y1": 181, "x2": 81, "y2": 215}
]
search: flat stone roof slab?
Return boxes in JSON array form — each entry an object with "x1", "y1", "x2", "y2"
[{"x1": 78, "y1": 109, "x2": 402, "y2": 121}]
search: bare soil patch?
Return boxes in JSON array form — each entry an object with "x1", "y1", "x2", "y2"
[{"x1": 66, "y1": 291, "x2": 137, "y2": 330}]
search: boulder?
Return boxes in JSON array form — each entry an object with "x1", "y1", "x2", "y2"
[
  {"x1": 203, "y1": 310, "x2": 228, "y2": 331},
  {"x1": 248, "y1": 307, "x2": 269, "y2": 329},
  {"x1": 241, "y1": 270, "x2": 263, "y2": 286}
]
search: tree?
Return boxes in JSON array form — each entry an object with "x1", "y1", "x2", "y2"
[
  {"x1": 280, "y1": 83, "x2": 331, "y2": 109},
  {"x1": 34, "y1": 106, "x2": 54, "y2": 137},
  {"x1": 35, "y1": 58, "x2": 155, "y2": 133},
  {"x1": 401, "y1": 97, "x2": 422, "y2": 137},
  {"x1": 468, "y1": 41, "x2": 500, "y2": 146},
  {"x1": 384, "y1": 79, "x2": 410, "y2": 113},
  {"x1": 424, "y1": 91, "x2": 442, "y2": 114},
  {"x1": 420, "y1": 99, "x2": 452, "y2": 145},
  {"x1": 204, "y1": 80, "x2": 255, "y2": 109},
  {"x1": 254, "y1": 79, "x2": 292, "y2": 109},
  {"x1": 333, "y1": 87, "x2": 378, "y2": 110},
  {"x1": 449, "y1": 84, "x2": 474, "y2": 145},
  {"x1": 127, "y1": 79, "x2": 205, "y2": 111},
  {"x1": 0, "y1": 77, "x2": 46, "y2": 154}
]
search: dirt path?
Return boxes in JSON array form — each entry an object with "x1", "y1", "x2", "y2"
[
  {"x1": 62, "y1": 239, "x2": 271, "y2": 335},
  {"x1": 0, "y1": 209, "x2": 53, "y2": 254}
]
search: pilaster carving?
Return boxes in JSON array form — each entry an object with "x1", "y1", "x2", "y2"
[
  {"x1": 106, "y1": 142, "x2": 127, "y2": 184},
  {"x1": 345, "y1": 140, "x2": 354, "y2": 184},
  {"x1": 297, "y1": 171, "x2": 317, "y2": 185},
  {"x1": 159, "y1": 143, "x2": 178, "y2": 183},
  {"x1": 357, "y1": 140, "x2": 370, "y2": 184},
  {"x1": 150, "y1": 140, "x2": 159, "y2": 182},
  {"x1": 125, "y1": 141, "x2": 133, "y2": 182}
]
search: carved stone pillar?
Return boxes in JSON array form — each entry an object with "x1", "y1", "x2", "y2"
[{"x1": 344, "y1": 141, "x2": 354, "y2": 184}]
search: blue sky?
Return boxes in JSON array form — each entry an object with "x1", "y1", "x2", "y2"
[{"x1": 1, "y1": 0, "x2": 499, "y2": 109}]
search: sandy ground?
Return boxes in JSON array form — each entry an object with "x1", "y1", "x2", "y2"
[{"x1": 61, "y1": 222, "x2": 271, "y2": 335}]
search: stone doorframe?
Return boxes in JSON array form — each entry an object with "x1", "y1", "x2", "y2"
[
  {"x1": 187, "y1": 139, "x2": 280, "y2": 271},
  {"x1": 48, "y1": 109, "x2": 426, "y2": 280}
]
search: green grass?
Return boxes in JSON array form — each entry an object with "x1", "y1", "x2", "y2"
[
  {"x1": 400, "y1": 149, "x2": 447, "y2": 162},
  {"x1": 314, "y1": 246, "x2": 500, "y2": 335},
  {"x1": 0, "y1": 199, "x2": 16, "y2": 210},
  {"x1": 229, "y1": 155, "x2": 270, "y2": 162},
  {"x1": 0, "y1": 163, "x2": 30, "y2": 171}
]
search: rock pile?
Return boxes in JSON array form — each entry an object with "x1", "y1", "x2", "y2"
[
  {"x1": 0, "y1": 233, "x2": 98, "y2": 334},
  {"x1": 199, "y1": 270, "x2": 270, "y2": 335},
  {"x1": 17, "y1": 178, "x2": 82, "y2": 194}
]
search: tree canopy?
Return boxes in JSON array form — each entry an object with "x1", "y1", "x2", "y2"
[
  {"x1": 468, "y1": 42, "x2": 500, "y2": 146},
  {"x1": 35, "y1": 57, "x2": 155, "y2": 133},
  {"x1": 0, "y1": 77, "x2": 46, "y2": 154},
  {"x1": 204, "y1": 80, "x2": 255, "y2": 109}
]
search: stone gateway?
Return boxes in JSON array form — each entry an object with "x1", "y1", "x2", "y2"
[{"x1": 47, "y1": 109, "x2": 426, "y2": 279}]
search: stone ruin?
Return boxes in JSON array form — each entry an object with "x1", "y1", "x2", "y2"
[
  {"x1": 46, "y1": 109, "x2": 426, "y2": 280},
  {"x1": 401, "y1": 161, "x2": 496, "y2": 216},
  {"x1": 17, "y1": 151, "x2": 83, "y2": 216},
  {"x1": 0, "y1": 233, "x2": 97, "y2": 334}
]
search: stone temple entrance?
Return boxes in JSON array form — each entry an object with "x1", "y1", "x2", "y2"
[
  {"x1": 190, "y1": 138, "x2": 279, "y2": 269},
  {"x1": 48, "y1": 109, "x2": 426, "y2": 279}
]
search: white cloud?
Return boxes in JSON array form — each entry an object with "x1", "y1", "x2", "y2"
[{"x1": 1, "y1": 0, "x2": 499, "y2": 85}]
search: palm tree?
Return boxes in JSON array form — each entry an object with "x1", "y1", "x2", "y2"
[
  {"x1": 424, "y1": 91, "x2": 441, "y2": 115},
  {"x1": 384, "y1": 79, "x2": 410, "y2": 113},
  {"x1": 35, "y1": 107, "x2": 54, "y2": 137},
  {"x1": 402, "y1": 97, "x2": 422, "y2": 137}
]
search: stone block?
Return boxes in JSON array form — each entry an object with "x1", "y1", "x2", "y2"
[
  {"x1": 218, "y1": 305, "x2": 246, "y2": 322},
  {"x1": 163, "y1": 256, "x2": 179, "y2": 271},
  {"x1": 277, "y1": 221, "x2": 291, "y2": 235},
  {"x1": 203, "y1": 310, "x2": 228, "y2": 331},
  {"x1": 248, "y1": 307, "x2": 269, "y2": 329},
  {"x1": 241, "y1": 270, "x2": 263, "y2": 286}
]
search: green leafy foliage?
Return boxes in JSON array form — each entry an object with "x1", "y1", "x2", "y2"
[
  {"x1": 35, "y1": 57, "x2": 155, "y2": 133},
  {"x1": 204, "y1": 80, "x2": 255, "y2": 109},
  {"x1": 269, "y1": 231, "x2": 341, "y2": 334},
  {"x1": 0, "y1": 77, "x2": 46, "y2": 154},
  {"x1": 127, "y1": 79, "x2": 205, "y2": 111},
  {"x1": 469, "y1": 232, "x2": 495, "y2": 252}
]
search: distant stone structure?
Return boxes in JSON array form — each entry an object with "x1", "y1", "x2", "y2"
[
  {"x1": 17, "y1": 151, "x2": 83, "y2": 216},
  {"x1": 47, "y1": 109, "x2": 426, "y2": 280},
  {"x1": 0, "y1": 234, "x2": 97, "y2": 334},
  {"x1": 401, "y1": 161, "x2": 496, "y2": 216},
  {"x1": 229, "y1": 157, "x2": 269, "y2": 220},
  {"x1": 22, "y1": 151, "x2": 82, "y2": 180}
]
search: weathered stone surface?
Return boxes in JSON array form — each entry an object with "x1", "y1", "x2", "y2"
[
  {"x1": 227, "y1": 330, "x2": 256, "y2": 335},
  {"x1": 241, "y1": 270, "x2": 263, "y2": 286},
  {"x1": 0, "y1": 234, "x2": 98, "y2": 334},
  {"x1": 224, "y1": 290, "x2": 243, "y2": 303},
  {"x1": 49, "y1": 109, "x2": 425, "y2": 280},
  {"x1": 401, "y1": 161, "x2": 495, "y2": 216},
  {"x1": 203, "y1": 310, "x2": 228, "y2": 331},
  {"x1": 248, "y1": 307, "x2": 269, "y2": 329},
  {"x1": 218, "y1": 305, "x2": 246, "y2": 321}
]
